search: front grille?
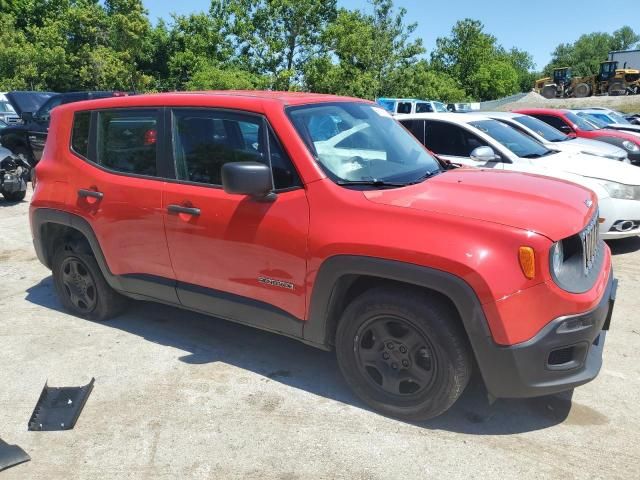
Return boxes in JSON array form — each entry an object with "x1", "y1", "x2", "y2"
[{"x1": 581, "y1": 213, "x2": 599, "y2": 274}]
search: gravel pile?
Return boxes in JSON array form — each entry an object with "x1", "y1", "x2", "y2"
[{"x1": 494, "y1": 90, "x2": 640, "y2": 113}]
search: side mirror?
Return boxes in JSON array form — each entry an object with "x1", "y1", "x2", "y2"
[
  {"x1": 20, "y1": 112, "x2": 33, "y2": 123},
  {"x1": 558, "y1": 125, "x2": 573, "y2": 134},
  {"x1": 222, "y1": 162, "x2": 275, "y2": 201},
  {"x1": 470, "y1": 146, "x2": 498, "y2": 162}
]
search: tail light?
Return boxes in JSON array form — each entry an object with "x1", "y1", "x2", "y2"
[{"x1": 143, "y1": 129, "x2": 157, "y2": 146}]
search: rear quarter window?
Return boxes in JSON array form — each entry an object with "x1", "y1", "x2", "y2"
[{"x1": 71, "y1": 111, "x2": 90, "y2": 159}]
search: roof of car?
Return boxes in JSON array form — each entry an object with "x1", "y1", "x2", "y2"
[
  {"x1": 58, "y1": 90, "x2": 370, "y2": 112},
  {"x1": 482, "y1": 111, "x2": 523, "y2": 119},
  {"x1": 395, "y1": 112, "x2": 493, "y2": 123},
  {"x1": 512, "y1": 108, "x2": 569, "y2": 115}
]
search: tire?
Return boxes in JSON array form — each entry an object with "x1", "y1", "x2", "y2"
[
  {"x1": 608, "y1": 82, "x2": 626, "y2": 96},
  {"x1": 2, "y1": 190, "x2": 26, "y2": 202},
  {"x1": 52, "y1": 243, "x2": 127, "y2": 321},
  {"x1": 541, "y1": 85, "x2": 557, "y2": 99},
  {"x1": 573, "y1": 83, "x2": 591, "y2": 98},
  {"x1": 335, "y1": 286, "x2": 472, "y2": 421}
]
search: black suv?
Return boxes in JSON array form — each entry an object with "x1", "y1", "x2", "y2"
[{"x1": 0, "y1": 91, "x2": 126, "y2": 164}]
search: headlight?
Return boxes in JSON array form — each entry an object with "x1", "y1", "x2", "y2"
[
  {"x1": 594, "y1": 179, "x2": 640, "y2": 200},
  {"x1": 550, "y1": 241, "x2": 563, "y2": 277},
  {"x1": 622, "y1": 140, "x2": 640, "y2": 152}
]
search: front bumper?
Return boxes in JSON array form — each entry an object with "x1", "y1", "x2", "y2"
[
  {"x1": 598, "y1": 197, "x2": 640, "y2": 239},
  {"x1": 478, "y1": 270, "x2": 616, "y2": 399}
]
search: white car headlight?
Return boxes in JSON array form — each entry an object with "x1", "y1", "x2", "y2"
[
  {"x1": 594, "y1": 179, "x2": 640, "y2": 200},
  {"x1": 550, "y1": 241, "x2": 564, "y2": 277},
  {"x1": 622, "y1": 140, "x2": 640, "y2": 152}
]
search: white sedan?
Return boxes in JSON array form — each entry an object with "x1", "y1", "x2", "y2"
[
  {"x1": 398, "y1": 112, "x2": 640, "y2": 239},
  {"x1": 484, "y1": 111, "x2": 629, "y2": 162}
]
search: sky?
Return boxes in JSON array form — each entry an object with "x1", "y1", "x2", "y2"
[{"x1": 143, "y1": 0, "x2": 640, "y2": 70}]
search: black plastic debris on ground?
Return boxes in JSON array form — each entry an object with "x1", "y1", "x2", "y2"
[
  {"x1": 28, "y1": 378, "x2": 95, "y2": 431},
  {"x1": 0, "y1": 438, "x2": 30, "y2": 472}
]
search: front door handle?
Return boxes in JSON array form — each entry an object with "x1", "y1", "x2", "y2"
[
  {"x1": 167, "y1": 204, "x2": 201, "y2": 216},
  {"x1": 78, "y1": 189, "x2": 104, "y2": 200}
]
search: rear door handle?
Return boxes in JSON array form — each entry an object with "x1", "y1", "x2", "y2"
[
  {"x1": 167, "y1": 204, "x2": 201, "y2": 216},
  {"x1": 78, "y1": 189, "x2": 104, "y2": 200}
]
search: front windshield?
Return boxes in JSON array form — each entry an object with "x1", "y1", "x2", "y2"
[
  {"x1": 565, "y1": 111, "x2": 598, "y2": 131},
  {"x1": 0, "y1": 101, "x2": 15, "y2": 113},
  {"x1": 288, "y1": 102, "x2": 441, "y2": 184},
  {"x1": 513, "y1": 115, "x2": 567, "y2": 142},
  {"x1": 434, "y1": 102, "x2": 448, "y2": 112},
  {"x1": 609, "y1": 111, "x2": 631, "y2": 124},
  {"x1": 470, "y1": 119, "x2": 551, "y2": 158}
]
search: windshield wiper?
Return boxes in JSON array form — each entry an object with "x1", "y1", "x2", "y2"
[
  {"x1": 406, "y1": 169, "x2": 442, "y2": 185},
  {"x1": 520, "y1": 153, "x2": 544, "y2": 159},
  {"x1": 336, "y1": 179, "x2": 408, "y2": 187}
]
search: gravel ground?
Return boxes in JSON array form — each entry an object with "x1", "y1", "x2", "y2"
[{"x1": 1, "y1": 191, "x2": 640, "y2": 479}]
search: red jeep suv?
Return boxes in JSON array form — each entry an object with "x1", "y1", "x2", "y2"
[{"x1": 30, "y1": 92, "x2": 616, "y2": 420}]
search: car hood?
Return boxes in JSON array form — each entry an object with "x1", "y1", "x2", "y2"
[
  {"x1": 555, "y1": 137, "x2": 627, "y2": 160},
  {"x1": 363, "y1": 168, "x2": 595, "y2": 242},
  {"x1": 6, "y1": 91, "x2": 55, "y2": 115},
  {"x1": 533, "y1": 150, "x2": 640, "y2": 185},
  {"x1": 595, "y1": 128, "x2": 640, "y2": 141}
]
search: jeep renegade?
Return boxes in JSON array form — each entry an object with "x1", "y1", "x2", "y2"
[{"x1": 30, "y1": 92, "x2": 616, "y2": 420}]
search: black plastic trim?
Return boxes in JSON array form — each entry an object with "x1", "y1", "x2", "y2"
[
  {"x1": 175, "y1": 282, "x2": 304, "y2": 340},
  {"x1": 305, "y1": 255, "x2": 493, "y2": 349},
  {"x1": 306, "y1": 255, "x2": 614, "y2": 398}
]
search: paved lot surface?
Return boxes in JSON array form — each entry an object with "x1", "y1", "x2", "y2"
[{"x1": 1, "y1": 191, "x2": 639, "y2": 479}]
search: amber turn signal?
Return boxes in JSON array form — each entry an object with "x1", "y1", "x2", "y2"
[{"x1": 518, "y1": 246, "x2": 535, "y2": 280}]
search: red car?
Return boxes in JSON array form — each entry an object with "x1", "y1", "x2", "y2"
[
  {"x1": 515, "y1": 107, "x2": 640, "y2": 165},
  {"x1": 30, "y1": 92, "x2": 616, "y2": 420}
]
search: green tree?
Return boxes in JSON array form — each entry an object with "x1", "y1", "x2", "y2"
[
  {"x1": 431, "y1": 18, "x2": 533, "y2": 100},
  {"x1": 393, "y1": 61, "x2": 467, "y2": 102},
  {"x1": 227, "y1": 0, "x2": 337, "y2": 90},
  {"x1": 304, "y1": 0, "x2": 423, "y2": 98}
]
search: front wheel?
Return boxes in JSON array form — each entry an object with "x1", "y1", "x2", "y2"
[{"x1": 335, "y1": 287, "x2": 472, "y2": 421}]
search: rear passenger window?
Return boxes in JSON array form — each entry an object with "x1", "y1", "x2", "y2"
[
  {"x1": 172, "y1": 109, "x2": 300, "y2": 189},
  {"x1": 71, "y1": 111, "x2": 90, "y2": 159},
  {"x1": 96, "y1": 109, "x2": 158, "y2": 176}
]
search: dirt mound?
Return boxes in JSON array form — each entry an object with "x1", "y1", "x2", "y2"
[{"x1": 495, "y1": 91, "x2": 640, "y2": 113}]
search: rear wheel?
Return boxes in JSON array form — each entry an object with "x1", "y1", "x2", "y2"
[
  {"x1": 574, "y1": 83, "x2": 592, "y2": 98},
  {"x1": 52, "y1": 244, "x2": 127, "y2": 321},
  {"x1": 335, "y1": 287, "x2": 472, "y2": 421},
  {"x1": 541, "y1": 85, "x2": 557, "y2": 99}
]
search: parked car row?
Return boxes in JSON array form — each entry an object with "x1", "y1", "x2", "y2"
[
  {"x1": 29, "y1": 91, "x2": 616, "y2": 422},
  {"x1": 398, "y1": 111, "x2": 640, "y2": 239}
]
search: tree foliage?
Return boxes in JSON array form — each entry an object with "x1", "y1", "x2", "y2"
[
  {"x1": 430, "y1": 19, "x2": 533, "y2": 101},
  {"x1": 0, "y1": 1, "x2": 636, "y2": 102}
]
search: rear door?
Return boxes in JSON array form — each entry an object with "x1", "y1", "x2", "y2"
[
  {"x1": 162, "y1": 107, "x2": 309, "y2": 331},
  {"x1": 66, "y1": 107, "x2": 177, "y2": 302}
]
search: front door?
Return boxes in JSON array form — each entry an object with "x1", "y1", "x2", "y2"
[
  {"x1": 162, "y1": 108, "x2": 309, "y2": 333},
  {"x1": 422, "y1": 120, "x2": 504, "y2": 168}
]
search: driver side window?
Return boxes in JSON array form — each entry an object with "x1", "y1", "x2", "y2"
[{"x1": 423, "y1": 121, "x2": 488, "y2": 157}]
